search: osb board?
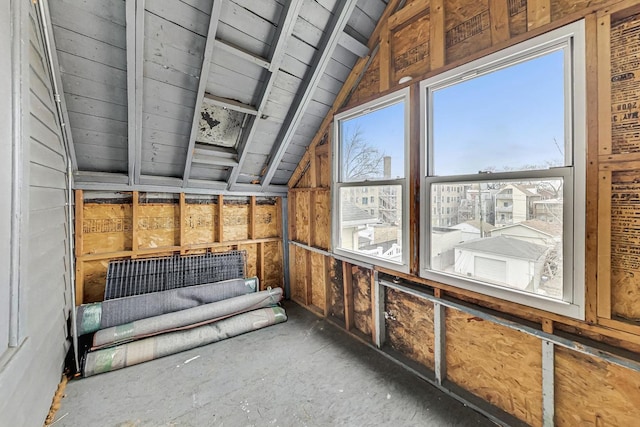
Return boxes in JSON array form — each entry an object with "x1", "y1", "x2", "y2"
[
  {"x1": 183, "y1": 203, "x2": 218, "y2": 245},
  {"x1": 508, "y1": 0, "x2": 528, "y2": 37},
  {"x1": 255, "y1": 204, "x2": 279, "y2": 239},
  {"x1": 352, "y1": 266, "x2": 373, "y2": 338},
  {"x1": 610, "y1": 14, "x2": 640, "y2": 155},
  {"x1": 391, "y1": 11, "x2": 431, "y2": 84},
  {"x1": 263, "y1": 241, "x2": 283, "y2": 289},
  {"x1": 551, "y1": 0, "x2": 609, "y2": 21},
  {"x1": 292, "y1": 245, "x2": 307, "y2": 302},
  {"x1": 316, "y1": 148, "x2": 331, "y2": 188},
  {"x1": 237, "y1": 243, "x2": 257, "y2": 278},
  {"x1": 137, "y1": 204, "x2": 179, "y2": 249},
  {"x1": 328, "y1": 257, "x2": 345, "y2": 322},
  {"x1": 223, "y1": 204, "x2": 250, "y2": 241},
  {"x1": 82, "y1": 204, "x2": 132, "y2": 254},
  {"x1": 555, "y1": 347, "x2": 640, "y2": 426},
  {"x1": 294, "y1": 191, "x2": 310, "y2": 243},
  {"x1": 297, "y1": 169, "x2": 312, "y2": 188},
  {"x1": 82, "y1": 258, "x2": 128, "y2": 303},
  {"x1": 310, "y1": 252, "x2": 327, "y2": 312},
  {"x1": 446, "y1": 308, "x2": 542, "y2": 426},
  {"x1": 348, "y1": 52, "x2": 380, "y2": 107},
  {"x1": 445, "y1": 0, "x2": 492, "y2": 64},
  {"x1": 610, "y1": 171, "x2": 640, "y2": 321},
  {"x1": 384, "y1": 287, "x2": 435, "y2": 370},
  {"x1": 312, "y1": 191, "x2": 330, "y2": 250}
]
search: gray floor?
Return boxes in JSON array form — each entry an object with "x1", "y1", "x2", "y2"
[{"x1": 53, "y1": 302, "x2": 493, "y2": 427}]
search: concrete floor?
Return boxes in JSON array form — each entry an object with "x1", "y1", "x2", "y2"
[{"x1": 53, "y1": 302, "x2": 493, "y2": 427}]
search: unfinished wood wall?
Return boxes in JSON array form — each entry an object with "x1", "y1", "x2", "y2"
[
  {"x1": 75, "y1": 190, "x2": 283, "y2": 304},
  {"x1": 287, "y1": 0, "x2": 640, "y2": 425}
]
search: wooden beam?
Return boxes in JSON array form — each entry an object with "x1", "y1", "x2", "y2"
[
  {"x1": 203, "y1": 93, "x2": 258, "y2": 116},
  {"x1": 133, "y1": 0, "x2": 144, "y2": 184},
  {"x1": 306, "y1": 249, "x2": 313, "y2": 305},
  {"x1": 597, "y1": 14, "x2": 612, "y2": 156},
  {"x1": 179, "y1": 193, "x2": 186, "y2": 254},
  {"x1": 430, "y1": 0, "x2": 445, "y2": 69},
  {"x1": 131, "y1": 191, "x2": 139, "y2": 256},
  {"x1": 379, "y1": 22, "x2": 390, "y2": 92},
  {"x1": 249, "y1": 196, "x2": 256, "y2": 239},
  {"x1": 388, "y1": 0, "x2": 430, "y2": 30},
  {"x1": 212, "y1": 38, "x2": 270, "y2": 70},
  {"x1": 217, "y1": 194, "x2": 224, "y2": 242},
  {"x1": 338, "y1": 30, "x2": 369, "y2": 57},
  {"x1": 258, "y1": 241, "x2": 265, "y2": 290},
  {"x1": 489, "y1": 0, "x2": 510, "y2": 45},
  {"x1": 367, "y1": 0, "x2": 404, "y2": 50},
  {"x1": 527, "y1": 0, "x2": 551, "y2": 31},
  {"x1": 597, "y1": 171, "x2": 612, "y2": 319},
  {"x1": 182, "y1": 0, "x2": 223, "y2": 186},
  {"x1": 260, "y1": 0, "x2": 360, "y2": 189},
  {"x1": 226, "y1": 0, "x2": 305, "y2": 189},
  {"x1": 409, "y1": 84, "x2": 420, "y2": 275},
  {"x1": 542, "y1": 319, "x2": 554, "y2": 334},
  {"x1": 343, "y1": 262, "x2": 354, "y2": 331}
]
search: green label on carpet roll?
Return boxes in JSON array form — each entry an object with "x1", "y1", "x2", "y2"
[{"x1": 79, "y1": 303, "x2": 103, "y2": 335}]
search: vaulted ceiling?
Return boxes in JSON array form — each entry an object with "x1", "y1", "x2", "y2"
[{"x1": 45, "y1": 0, "x2": 388, "y2": 195}]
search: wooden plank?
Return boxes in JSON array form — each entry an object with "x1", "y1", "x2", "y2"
[
  {"x1": 353, "y1": 266, "x2": 373, "y2": 339},
  {"x1": 324, "y1": 255, "x2": 332, "y2": 316},
  {"x1": 597, "y1": 171, "x2": 612, "y2": 319},
  {"x1": 391, "y1": 10, "x2": 431, "y2": 84},
  {"x1": 367, "y1": 0, "x2": 403, "y2": 50},
  {"x1": 584, "y1": 13, "x2": 599, "y2": 324},
  {"x1": 75, "y1": 261, "x2": 84, "y2": 306},
  {"x1": 249, "y1": 196, "x2": 256, "y2": 239},
  {"x1": 388, "y1": 0, "x2": 430, "y2": 30},
  {"x1": 258, "y1": 242, "x2": 265, "y2": 289},
  {"x1": 488, "y1": 0, "x2": 510, "y2": 45},
  {"x1": 74, "y1": 190, "x2": 84, "y2": 257},
  {"x1": 527, "y1": 0, "x2": 551, "y2": 30},
  {"x1": 370, "y1": 269, "x2": 377, "y2": 343},
  {"x1": 430, "y1": 0, "x2": 445, "y2": 69},
  {"x1": 542, "y1": 319, "x2": 554, "y2": 334},
  {"x1": 598, "y1": 14, "x2": 612, "y2": 156},
  {"x1": 343, "y1": 261, "x2": 354, "y2": 331},
  {"x1": 179, "y1": 193, "x2": 186, "y2": 254},
  {"x1": 131, "y1": 191, "x2": 139, "y2": 253},
  {"x1": 379, "y1": 22, "x2": 390, "y2": 92},
  {"x1": 217, "y1": 194, "x2": 224, "y2": 242}
]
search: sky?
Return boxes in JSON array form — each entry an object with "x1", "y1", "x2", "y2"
[{"x1": 340, "y1": 49, "x2": 566, "y2": 179}]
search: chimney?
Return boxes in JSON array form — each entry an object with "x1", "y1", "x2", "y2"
[{"x1": 383, "y1": 156, "x2": 391, "y2": 179}]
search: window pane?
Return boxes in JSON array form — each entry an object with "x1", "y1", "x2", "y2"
[
  {"x1": 430, "y1": 179, "x2": 563, "y2": 299},
  {"x1": 339, "y1": 186, "x2": 403, "y2": 262},
  {"x1": 432, "y1": 50, "x2": 566, "y2": 176},
  {"x1": 340, "y1": 101, "x2": 405, "y2": 182}
]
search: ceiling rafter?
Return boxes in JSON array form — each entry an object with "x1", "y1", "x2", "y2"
[
  {"x1": 126, "y1": 0, "x2": 145, "y2": 185},
  {"x1": 203, "y1": 93, "x2": 258, "y2": 116},
  {"x1": 226, "y1": 0, "x2": 306, "y2": 191},
  {"x1": 182, "y1": 0, "x2": 223, "y2": 187},
  {"x1": 260, "y1": 0, "x2": 360, "y2": 189}
]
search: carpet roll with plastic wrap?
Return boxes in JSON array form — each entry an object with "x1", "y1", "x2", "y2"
[
  {"x1": 76, "y1": 277, "x2": 258, "y2": 336},
  {"x1": 91, "y1": 287, "x2": 283, "y2": 349},
  {"x1": 83, "y1": 306, "x2": 287, "y2": 377}
]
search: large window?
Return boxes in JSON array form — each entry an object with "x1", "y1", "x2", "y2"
[
  {"x1": 333, "y1": 89, "x2": 409, "y2": 271},
  {"x1": 420, "y1": 21, "x2": 586, "y2": 318}
]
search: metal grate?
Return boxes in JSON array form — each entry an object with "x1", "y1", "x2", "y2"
[{"x1": 104, "y1": 250, "x2": 247, "y2": 300}]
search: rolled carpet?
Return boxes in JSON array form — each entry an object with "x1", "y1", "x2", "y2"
[
  {"x1": 83, "y1": 306, "x2": 287, "y2": 377},
  {"x1": 92, "y1": 287, "x2": 283, "y2": 349},
  {"x1": 77, "y1": 277, "x2": 259, "y2": 336}
]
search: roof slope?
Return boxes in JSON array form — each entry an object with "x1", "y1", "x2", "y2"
[{"x1": 455, "y1": 236, "x2": 548, "y2": 260}]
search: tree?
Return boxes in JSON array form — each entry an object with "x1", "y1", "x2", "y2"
[{"x1": 342, "y1": 124, "x2": 385, "y2": 180}]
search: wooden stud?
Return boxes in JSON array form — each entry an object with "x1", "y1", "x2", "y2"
[
  {"x1": 276, "y1": 196, "x2": 283, "y2": 238},
  {"x1": 258, "y1": 241, "x2": 265, "y2": 290},
  {"x1": 75, "y1": 261, "x2": 84, "y2": 306},
  {"x1": 306, "y1": 249, "x2": 313, "y2": 306},
  {"x1": 249, "y1": 196, "x2": 256, "y2": 240},
  {"x1": 434, "y1": 288, "x2": 443, "y2": 298},
  {"x1": 597, "y1": 14, "x2": 612, "y2": 156},
  {"x1": 409, "y1": 83, "x2": 420, "y2": 275},
  {"x1": 430, "y1": 0, "x2": 445, "y2": 70},
  {"x1": 179, "y1": 193, "x2": 186, "y2": 255},
  {"x1": 489, "y1": 0, "x2": 510, "y2": 45},
  {"x1": 343, "y1": 261, "x2": 355, "y2": 331},
  {"x1": 370, "y1": 269, "x2": 377, "y2": 343},
  {"x1": 74, "y1": 189, "x2": 84, "y2": 257},
  {"x1": 527, "y1": 0, "x2": 551, "y2": 31},
  {"x1": 379, "y1": 22, "x2": 390, "y2": 92},
  {"x1": 217, "y1": 194, "x2": 224, "y2": 243},
  {"x1": 597, "y1": 171, "x2": 612, "y2": 319},
  {"x1": 289, "y1": 243, "x2": 297, "y2": 302},
  {"x1": 542, "y1": 319, "x2": 554, "y2": 334},
  {"x1": 388, "y1": 0, "x2": 430, "y2": 30},
  {"x1": 367, "y1": 0, "x2": 404, "y2": 50},
  {"x1": 585, "y1": 13, "x2": 599, "y2": 324},
  {"x1": 131, "y1": 191, "x2": 139, "y2": 255},
  {"x1": 309, "y1": 192, "x2": 316, "y2": 247}
]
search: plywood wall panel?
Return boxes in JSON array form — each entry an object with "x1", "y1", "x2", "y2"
[
  {"x1": 82, "y1": 204, "x2": 132, "y2": 254},
  {"x1": 238, "y1": 243, "x2": 258, "y2": 278},
  {"x1": 137, "y1": 204, "x2": 179, "y2": 249},
  {"x1": 82, "y1": 259, "x2": 110, "y2": 303},
  {"x1": 446, "y1": 308, "x2": 542, "y2": 426},
  {"x1": 384, "y1": 287, "x2": 435, "y2": 369},
  {"x1": 391, "y1": 11, "x2": 431, "y2": 84},
  {"x1": 508, "y1": 0, "x2": 527, "y2": 37},
  {"x1": 310, "y1": 252, "x2": 327, "y2": 311},
  {"x1": 352, "y1": 266, "x2": 373, "y2": 338},
  {"x1": 294, "y1": 191, "x2": 310, "y2": 243},
  {"x1": 445, "y1": 0, "x2": 491, "y2": 63},
  {"x1": 328, "y1": 257, "x2": 345, "y2": 323},
  {"x1": 348, "y1": 52, "x2": 380, "y2": 107},
  {"x1": 317, "y1": 147, "x2": 331, "y2": 188},
  {"x1": 555, "y1": 347, "x2": 640, "y2": 426},
  {"x1": 263, "y1": 241, "x2": 283, "y2": 289},
  {"x1": 223, "y1": 204, "x2": 250, "y2": 241},
  {"x1": 312, "y1": 191, "x2": 331, "y2": 250},
  {"x1": 551, "y1": 0, "x2": 609, "y2": 21},
  {"x1": 255, "y1": 202, "x2": 279, "y2": 238},
  {"x1": 292, "y1": 245, "x2": 307, "y2": 302},
  {"x1": 183, "y1": 203, "x2": 218, "y2": 244}
]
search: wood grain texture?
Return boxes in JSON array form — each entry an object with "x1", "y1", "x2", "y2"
[
  {"x1": 222, "y1": 204, "x2": 250, "y2": 241},
  {"x1": 527, "y1": 0, "x2": 551, "y2": 30},
  {"x1": 328, "y1": 257, "x2": 346, "y2": 323},
  {"x1": 310, "y1": 252, "x2": 327, "y2": 312},
  {"x1": 352, "y1": 266, "x2": 373, "y2": 338},
  {"x1": 489, "y1": 0, "x2": 510, "y2": 44},
  {"x1": 183, "y1": 203, "x2": 219, "y2": 245},
  {"x1": 551, "y1": 0, "x2": 610, "y2": 21},
  {"x1": 312, "y1": 189, "x2": 331, "y2": 250},
  {"x1": 136, "y1": 204, "x2": 179, "y2": 249},
  {"x1": 446, "y1": 308, "x2": 542, "y2": 426},
  {"x1": 445, "y1": 0, "x2": 491, "y2": 64},
  {"x1": 391, "y1": 11, "x2": 431, "y2": 84},
  {"x1": 555, "y1": 347, "x2": 640, "y2": 426},
  {"x1": 384, "y1": 287, "x2": 435, "y2": 369},
  {"x1": 294, "y1": 190, "x2": 310, "y2": 244},
  {"x1": 348, "y1": 52, "x2": 380, "y2": 107},
  {"x1": 291, "y1": 244, "x2": 307, "y2": 303},
  {"x1": 82, "y1": 203, "x2": 132, "y2": 254},
  {"x1": 508, "y1": 0, "x2": 527, "y2": 37},
  {"x1": 237, "y1": 243, "x2": 258, "y2": 278}
]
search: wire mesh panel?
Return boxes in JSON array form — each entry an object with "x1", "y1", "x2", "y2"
[{"x1": 104, "y1": 250, "x2": 247, "y2": 300}]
